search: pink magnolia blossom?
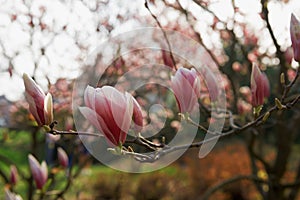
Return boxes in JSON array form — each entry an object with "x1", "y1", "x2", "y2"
[
  {"x1": 171, "y1": 67, "x2": 201, "y2": 113},
  {"x1": 28, "y1": 154, "x2": 48, "y2": 190},
  {"x1": 23, "y1": 73, "x2": 53, "y2": 126},
  {"x1": 57, "y1": 147, "x2": 69, "y2": 168},
  {"x1": 250, "y1": 63, "x2": 270, "y2": 107},
  {"x1": 290, "y1": 14, "x2": 300, "y2": 62},
  {"x1": 80, "y1": 86, "x2": 143, "y2": 146},
  {"x1": 10, "y1": 165, "x2": 18, "y2": 185}
]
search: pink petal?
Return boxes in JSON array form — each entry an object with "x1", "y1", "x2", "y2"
[
  {"x1": 57, "y1": 147, "x2": 69, "y2": 168},
  {"x1": 132, "y1": 97, "x2": 143, "y2": 133}
]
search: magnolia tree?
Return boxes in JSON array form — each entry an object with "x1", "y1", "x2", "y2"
[{"x1": 2, "y1": 0, "x2": 300, "y2": 199}]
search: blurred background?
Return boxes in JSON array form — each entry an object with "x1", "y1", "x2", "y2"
[{"x1": 1, "y1": 0, "x2": 300, "y2": 199}]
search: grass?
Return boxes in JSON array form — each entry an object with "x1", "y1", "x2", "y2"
[
  {"x1": 2, "y1": 128, "x2": 300, "y2": 199},
  {"x1": 0, "y1": 129, "x2": 186, "y2": 199}
]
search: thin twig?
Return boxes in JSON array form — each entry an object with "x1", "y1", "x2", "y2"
[
  {"x1": 260, "y1": 0, "x2": 287, "y2": 86},
  {"x1": 126, "y1": 91, "x2": 299, "y2": 164},
  {"x1": 282, "y1": 67, "x2": 300, "y2": 102},
  {"x1": 49, "y1": 129, "x2": 102, "y2": 137},
  {"x1": 145, "y1": 0, "x2": 177, "y2": 69}
]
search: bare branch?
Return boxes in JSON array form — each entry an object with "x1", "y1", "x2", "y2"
[{"x1": 144, "y1": 0, "x2": 177, "y2": 69}]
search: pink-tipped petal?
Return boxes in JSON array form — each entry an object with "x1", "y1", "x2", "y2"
[
  {"x1": 162, "y1": 49, "x2": 175, "y2": 69},
  {"x1": 84, "y1": 85, "x2": 96, "y2": 109},
  {"x1": 132, "y1": 97, "x2": 143, "y2": 133},
  {"x1": 57, "y1": 147, "x2": 69, "y2": 168},
  {"x1": 250, "y1": 63, "x2": 270, "y2": 107},
  {"x1": 79, "y1": 107, "x2": 104, "y2": 135},
  {"x1": 23, "y1": 73, "x2": 50, "y2": 126},
  {"x1": 44, "y1": 93, "x2": 53, "y2": 125},
  {"x1": 171, "y1": 67, "x2": 200, "y2": 113},
  {"x1": 10, "y1": 165, "x2": 18, "y2": 185},
  {"x1": 80, "y1": 86, "x2": 137, "y2": 146},
  {"x1": 40, "y1": 161, "x2": 48, "y2": 186},
  {"x1": 23, "y1": 73, "x2": 45, "y2": 98},
  {"x1": 28, "y1": 155, "x2": 48, "y2": 189},
  {"x1": 290, "y1": 14, "x2": 300, "y2": 62}
]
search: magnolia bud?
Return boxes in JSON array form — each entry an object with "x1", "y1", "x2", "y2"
[
  {"x1": 250, "y1": 63, "x2": 270, "y2": 107},
  {"x1": 23, "y1": 73, "x2": 53, "y2": 126},
  {"x1": 290, "y1": 14, "x2": 300, "y2": 62},
  {"x1": 28, "y1": 154, "x2": 48, "y2": 190},
  {"x1": 171, "y1": 67, "x2": 201, "y2": 114},
  {"x1": 57, "y1": 147, "x2": 69, "y2": 168},
  {"x1": 10, "y1": 165, "x2": 18, "y2": 186}
]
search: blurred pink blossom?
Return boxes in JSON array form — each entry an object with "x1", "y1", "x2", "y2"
[
  {"x1": 10, "y1": 165, "x2": 18, "y2": 186},
  {"x1": 28, "y1": 154, "x2": 48, "y2": 190},
  {"x1": 290, "y1": 14, "x2": 300, "y2": 62},
  {"x1": 250, "y1": 63, "x2": 270, "y2": 107},
  {"x1": 237, "y1": 99, "x2": 252, "y2": 115},
  {"x1": 171, "y1": 67, "x2": 200, "y2": 113},
  {"x1": 57, "y1": 147, "x2": 69, "y2": 168},
  {"x1": 284, "y1": 47, "x2": 294, "y2": 65}
]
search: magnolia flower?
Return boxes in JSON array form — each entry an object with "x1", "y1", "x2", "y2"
[
  {"x1": 57, "y1": 147, "x2": 69, "y2": 168},
  {"x1": 28, "y1": 154, "x2": 48, "y2": 190},
  {"x1": 171, "y1": 67, "x2": 201, "y2": 113},
  {"x1": 250, "y1": 63, "x2": 270, "y2": 107},
  {"x1": 10, "y1": 165, "x2": 18, "y2": 185},
  {"x1": 79, "y1": 86, "x2": 143, "y2": 146},
  {"x1": 290, "y1": 14, "x2": 300, "y2": 62},
  {"x1": 23, "y1": 73, "x2": 53, "y2": 126}
]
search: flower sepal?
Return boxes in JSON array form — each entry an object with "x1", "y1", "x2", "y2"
[
  {"x1": 43, "y1": 125, "x2": 51, "y2": 132},
  {"x1": 253, "y1": 105, "x2": 263, "y2": 118}
]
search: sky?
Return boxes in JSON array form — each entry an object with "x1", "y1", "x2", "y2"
[{"x1": 0, "y1": 0, "x2": 299, "y2": 101}]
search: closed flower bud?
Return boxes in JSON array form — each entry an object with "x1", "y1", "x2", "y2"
[
  {"x1": 250, "y1": 63, "x2": 270, "y2": 107},
  {"x1": 57, "y1": 147, "x2": 69, "y2": 168},
  {"x1": 171, "y1": 67, "x2": 201, "y2": 113},
  {"x1": 290, "y1": 14, "x2": 300, "y2": 62},
  {"x1": 28, "y1": 154, "x2": 48, "y2": 190},
  {"x1": 23, "y1": 73, "x2": 53, "y2": 126},
  {"x1": 9, "y1": 165, "x2": 18, "y2": 186}
]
